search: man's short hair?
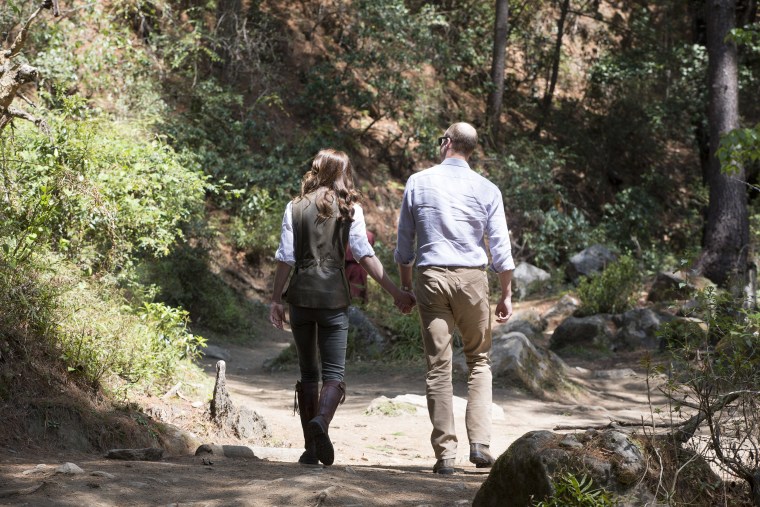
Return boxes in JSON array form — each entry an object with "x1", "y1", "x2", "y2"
[{"x1": 446, "y1": 122, "x2": 477, "y2": 157}]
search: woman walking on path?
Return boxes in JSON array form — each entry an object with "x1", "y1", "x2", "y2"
[{"x1": 269, "y1": 149, "x2": 414, "y2": 466}]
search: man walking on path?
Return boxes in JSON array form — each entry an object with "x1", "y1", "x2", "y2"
[{"x1": 394, "y1": 122, "x2": 515, "y2": 475}]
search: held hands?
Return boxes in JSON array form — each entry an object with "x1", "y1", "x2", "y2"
[
  {"x1": 394, "y1": 289, "x2": 416, "y2": 314},
  {"x1": 495, "y1": 296, "x2": 513, "y2": 323},
  {"x1": 269, "y1": 301, "x2": 285, "y2": 329}
]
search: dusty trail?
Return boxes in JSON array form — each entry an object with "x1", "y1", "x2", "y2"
[{"x1": 0, "y1": 310, "x2": 665, "y2": 506}]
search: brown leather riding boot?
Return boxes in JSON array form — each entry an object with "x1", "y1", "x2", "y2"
[
  {"x1": 307, "y1": 380, "x2": 346, "y2": 466},
  {"x1": 295, "y1": 381, "x2": 320, "y2": 465}
]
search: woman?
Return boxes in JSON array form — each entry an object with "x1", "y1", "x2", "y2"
[{"x1": 269, "y1": 149, "x2": 414, "y2": 467}]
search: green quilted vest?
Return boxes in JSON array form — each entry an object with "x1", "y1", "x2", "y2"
[{"x1": 284, "y1": 190, "x2": 351, "y2": 309}]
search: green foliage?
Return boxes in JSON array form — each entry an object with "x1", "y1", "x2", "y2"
[
  {"x1": 135, "y1": 242, "x2": 255, "y2": 335},
  {"x1": 718, "y1": 124, "x2": 760, "y2": 175},
  {"x1": 359, "y1": 242, "x2": 423, "y2": 361},
  {"x1": 227, "y1": 188, "x2": 290, "y2": 261},
  {"x1": 524, "y1": 208, "x2": 595, "y2": 269},
  {"x1": 575, "y1": 256, "x2": 640, "y2": 316},
  {"x1": 534, "y1": 473, "x2": 615, "y2": 507},
  {"x1": 298, "y1": 0, "x2": 447, "y2": 165},
  {"x1": 1, "y1": 102, "x2": 209, "y2": 273},
  {"x1": 494, "y1": 141, "x2": 596, "y2": 267},
  {"x1": 599, "y1": 185, "x2": 661, "y2": 253},
  {"x1": 0, "y1": 253, "x2": 205, "y2": 395}
]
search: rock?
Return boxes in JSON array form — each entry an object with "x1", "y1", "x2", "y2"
[
  {"x1": 195, "y1": 444, "x2": 258, "y2": 458},
  {"x1": 473, "y1": 430, "x2": 557, "y2": 507},
  {"x1": 157, "y1": 422, "x2": 199, "y2": 456},
  {"x1": 473, "y1": 429, "x2": 651, "y2": 507},
  {"x1": 566, "y1": 244, "x2": 617, "y2": 283},
  {"x1": 21, "y1": 464, "x2": 50, "y2": 475},
  {"x1": 512, "y1": 262, "x2": 551, "y2": 299},
  {"x1": 541, "y1": 294, "x2": 580, "y2": 324},
  {"x1": 201, "y1": 344, "x2": 231, "y2": 362},
  {"x1": 210, "y1": 360, "x2": 270, "y2": 441},
  {"x1": 365, "y1": 396, "x2": 421, "y2": 416},
  {"x1": 495, "y1": 310, "x2": 547, "y2": 343},
  {"x1": 485, "y1": 332, "x2": 577, "y2": 400},
  {"x1": 91, "y1": 471, "x2": 115, "y2": 479},
  {"x1": 106, "y1": 448, "x2": 165, "y2": 461},
  {"x1": 613, "y1": 308, "x2": 674, "y2": 351},
  {"x1": 348, "y1": 306, "x2": 386, "y2": 358},
  {"x1": 55, "y1": 463, "x2": 85, "y2": 474},
  {"x1": 549, "y1": 315, "x2": 617, "y2": 352}
]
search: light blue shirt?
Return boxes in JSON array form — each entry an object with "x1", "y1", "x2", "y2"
[
  {"x1": 275, "y1": 201, "x2": 375, "y2": 266},
  {"x1": 394, "y1": 158, "x2": 515, "y2": 273}
]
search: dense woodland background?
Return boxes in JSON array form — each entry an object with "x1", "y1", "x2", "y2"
[{"x1": 1, "y1": 0, "x2": 760, "y2": 503}]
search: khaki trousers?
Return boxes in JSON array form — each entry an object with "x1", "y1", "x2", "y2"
[{"x1": 414, "y1": 266, "x2": 492, "y2": 460}]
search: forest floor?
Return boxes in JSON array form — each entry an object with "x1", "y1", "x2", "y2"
[{"x1": 0, "y1": 300, "x2": 671, "y2": 507}]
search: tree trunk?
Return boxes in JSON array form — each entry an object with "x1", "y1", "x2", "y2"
[
  {"x1": 486, "y1": 0, "x2": 509, "y2": 141},
  {"x1": 534, "y1": 0, "x2": 570, "y2": 137},
  {"x1": 695, "y1": 0, "x2": 749, "y2": 289}
]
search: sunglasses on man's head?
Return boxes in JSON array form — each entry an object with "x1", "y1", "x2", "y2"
[{"x1": 437, "y1": 136, "x2": 451, "y2": 146}]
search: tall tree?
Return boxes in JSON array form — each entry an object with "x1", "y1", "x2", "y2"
[
  {"x1": 486, "y1": 0, "x2": 509, "y2": 141},
  {"x1": 695, "y1": 0, "x2": 749, "y2": 289},
  {"x1": 534, "y1": 0, "x2": 570, "y2": 136}
]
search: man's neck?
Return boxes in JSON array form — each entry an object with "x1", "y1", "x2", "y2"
[{"x1": 442, "y1": 152, "x2": 467, "y2": 162}]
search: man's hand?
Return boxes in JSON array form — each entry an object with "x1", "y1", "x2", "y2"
[
  {"x1": 394, "y1": 289, "x2": 416, "y2": 314},
  {"x1": 495, "y1": 296, "x2": 513, "y2": 323},
  {"x1": 269, "y1": 302, "x2": 285, "y2": 329}
]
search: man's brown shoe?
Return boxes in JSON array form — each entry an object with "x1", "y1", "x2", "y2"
[
  {"x1": 433, "y1": 458, "x2": 455, "y2": 475},
  {"x1": 469, "y1": 443, "x2": 495, "y2": 468}
]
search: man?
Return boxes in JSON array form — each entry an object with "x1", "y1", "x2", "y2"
[{"x1": 395, "y1": 122, "x2": 514, "y2": 475}]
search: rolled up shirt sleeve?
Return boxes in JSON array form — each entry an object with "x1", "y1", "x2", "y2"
[
  {"x1": 349, "y1": 205, "x2": 375, "y2": 260},
  {"x1": 394, "y1": 183, "x2": 416, "y2": 265},
  {"x1": 486, "y1": 190, "x2": 515, "y2": 273},
  {"x1": 274, "y1": 201, "x2": 295, "y2": 266}
]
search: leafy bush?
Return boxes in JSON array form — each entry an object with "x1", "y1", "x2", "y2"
[
  {"x1": 575, "y1": 256, "x2": 640, "y2": 316},
  {"x1": 1, "y1": 103, "x2": 209, "y2": 274},
  {"x1": 534, "y1": 473, "x2": 615, "y2": 507},
  {"x1": 136, "y1": 243, "x2": 255, "y2": 335},
  {"x1": 493, "y1": 141, "x2": 596, "y2": 267}
]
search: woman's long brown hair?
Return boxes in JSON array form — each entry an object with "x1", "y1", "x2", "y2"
[{"x1": 299, "y1": 149, "x2": 360, "y2": 222}]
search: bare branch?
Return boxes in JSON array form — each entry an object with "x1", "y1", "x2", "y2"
[{"x1": 5, "y1": 2, "x2": 52, "y2": 60}]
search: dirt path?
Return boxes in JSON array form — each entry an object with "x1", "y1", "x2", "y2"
[{"x1": 0, "y1": 307, "x2": 666, "y2": 506}]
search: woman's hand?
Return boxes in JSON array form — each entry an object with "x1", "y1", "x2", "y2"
[{"x1": 269, "y1": 301, "x2": 285, "y2": 329}]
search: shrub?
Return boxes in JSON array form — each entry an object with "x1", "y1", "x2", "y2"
[
  {"x1": 534, "y1": 473, "x2": 615, "y2": 507},
  {"x1": 575, "y1": 255, "x2": 640, "y2": 316},
  {"x1": 658, "y1": 288, "x2": 760, "y2": 503}
]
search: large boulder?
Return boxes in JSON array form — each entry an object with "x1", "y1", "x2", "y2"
[
  {"x1": 612, "y1": 308, "x2": 675, "y2": 351},
  {"x1": 474, "y1": 430, "x2": 723, "y2": 507},
  {"x1": 566, "y1": 244, "x2": 617, "y2": 283},
  {"x1": 512, "y1": 262, "x2": 551, "y2": 300},
  {"x1": 456, "y1": 332, "x2": 579, "y2": 400},
  {"x1": 473, "y1": 430, "x2": 651, "y2": 507},
  {"x1": 647, "y1": 272, "x2": 716, "y2": 303},
  {"x1": 549, "y1": 315, "x2": 617, "y2": 352}
]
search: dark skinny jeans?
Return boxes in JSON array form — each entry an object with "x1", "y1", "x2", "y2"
[{"x1": 289, "y1": 305, "x2": 349, "y2": 383}]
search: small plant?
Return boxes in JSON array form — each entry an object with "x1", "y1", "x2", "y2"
[
  {"x1": 534, "y1": 473, "x2": 616, "y2": 507},
  {"x1": 575, "y1": 255, "x2": 640, "y2": 316}
]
